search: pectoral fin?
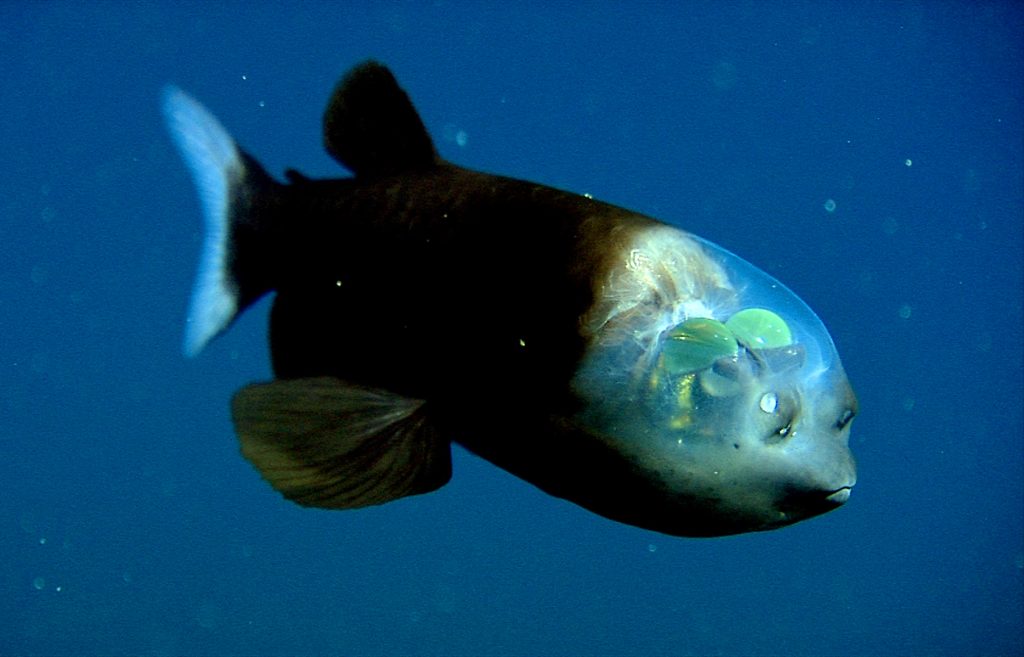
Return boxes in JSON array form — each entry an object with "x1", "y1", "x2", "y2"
[{"x1": 231, "y1": 377, "x2": 451, "y2": 509}]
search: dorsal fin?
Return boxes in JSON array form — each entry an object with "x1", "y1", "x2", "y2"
[{"x1": 323, "y1": 61, "x2": 439, "y2": 177}]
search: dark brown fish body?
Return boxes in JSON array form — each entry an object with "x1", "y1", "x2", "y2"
[
  {"x1": 164, "y1": 62, "x2": 857, "y2": 537},
  {"x1": 266, "y1": 165, "x2": 624, "y2": 395},
  {"x1": 261, "y1": 163, "x2": 692, "y2": 532}
]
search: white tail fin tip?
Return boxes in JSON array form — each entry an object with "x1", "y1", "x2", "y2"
[{"x1": 163, "y1": 85, "x2": 242, "y2": 357}]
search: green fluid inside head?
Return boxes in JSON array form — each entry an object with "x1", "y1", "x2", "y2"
[
  {"x1": 661, "y1": 318, "x2": 738, "y2": 374},
  {"x1": 726, "y1": 308, "x2": 792, "y2": 349}
]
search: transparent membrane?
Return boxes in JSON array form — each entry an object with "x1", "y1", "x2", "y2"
[{"x1": 573, "y1": 223, "x2": 842, "y2": 451}]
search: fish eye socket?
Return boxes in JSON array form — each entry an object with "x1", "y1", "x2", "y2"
[{"x1": 835, "y1": 408, "x2": 856, "y2": 430}]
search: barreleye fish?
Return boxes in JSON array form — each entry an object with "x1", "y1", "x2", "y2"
[{"x1": 163, "y1": 61, "x2": 857, "y2": 537}]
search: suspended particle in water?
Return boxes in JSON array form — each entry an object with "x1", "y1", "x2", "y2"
[
  {"x1": 32, "y1": 577, "x2": 45, "y2": 590},
  {"x1": 196, "y1": 602, "x2": 221, "y2": 629},
  {"x1": 904, "y1": 158, "x2": 912, "y2": 167},
  {"x1": 800, "y1": 27, "x2": 821, "y2": 45},
  {"x1": 824, "y1": 199, "x2": 837, "y2": 213},
  {"x1": 442, "y1": 123, "x2": 469, "y2": 148},
  {"x1": 31, "y1": 264, "x2": 51, "y2": 285},
  {"x1": 711, "y1": 61, "x2": 738, "y2": 91},
  {"x1": 976, "y1": 330, "x2": 993, "y2": 353},
  {"x1": 898, "y1": 304, "x2": 912, "y2": 319}
]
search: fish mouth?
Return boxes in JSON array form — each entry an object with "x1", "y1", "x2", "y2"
[
  {"x1": 779, "y1": 484, "x2": 854, "y2": 518},
  {"x1": 824, "y1": 486, "x2": 853, "y2": 505}
]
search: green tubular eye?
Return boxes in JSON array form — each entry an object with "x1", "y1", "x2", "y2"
[
  {"x1": 661, "y1": 318, "x2": 739, "y2": 374},
  {"x1": 726, "y1": 308, "x2": 792, "y2": 349}
]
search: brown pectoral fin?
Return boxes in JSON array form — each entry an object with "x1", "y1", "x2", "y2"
[{"x1": 231, "y1": 377, "x2": 451, "y2": 509}]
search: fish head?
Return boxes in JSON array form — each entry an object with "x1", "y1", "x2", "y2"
[{"x1": 572, "y1": 223, "x2": 857, "y2": 535}]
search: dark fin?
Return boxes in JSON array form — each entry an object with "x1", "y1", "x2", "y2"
[
  {"x1": 232, "y1": 377, "x2": 452, "y2": 509},
  {"x1": 162, "y1": 86, "x2": 283, "y2": 356},
  {"x1": 323, "y1": 61, "x2": 439, "y2": 177}
]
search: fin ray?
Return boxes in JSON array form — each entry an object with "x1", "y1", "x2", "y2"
[{"x1": 232, "y1": 377, "x2": 452, "y2": 509}]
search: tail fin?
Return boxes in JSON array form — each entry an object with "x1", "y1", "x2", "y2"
[{"x1": 162, "y1": 86, "x2": 279, "y2": 357}]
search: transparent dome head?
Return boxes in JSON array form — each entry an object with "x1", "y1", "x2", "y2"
[{"x1": 570, "y1": 222, "x2": 855, "y2": 531}]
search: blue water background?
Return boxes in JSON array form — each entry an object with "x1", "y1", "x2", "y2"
[{"x1": 2, "y1": 2, "x2": 1021, "y2": 655}]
